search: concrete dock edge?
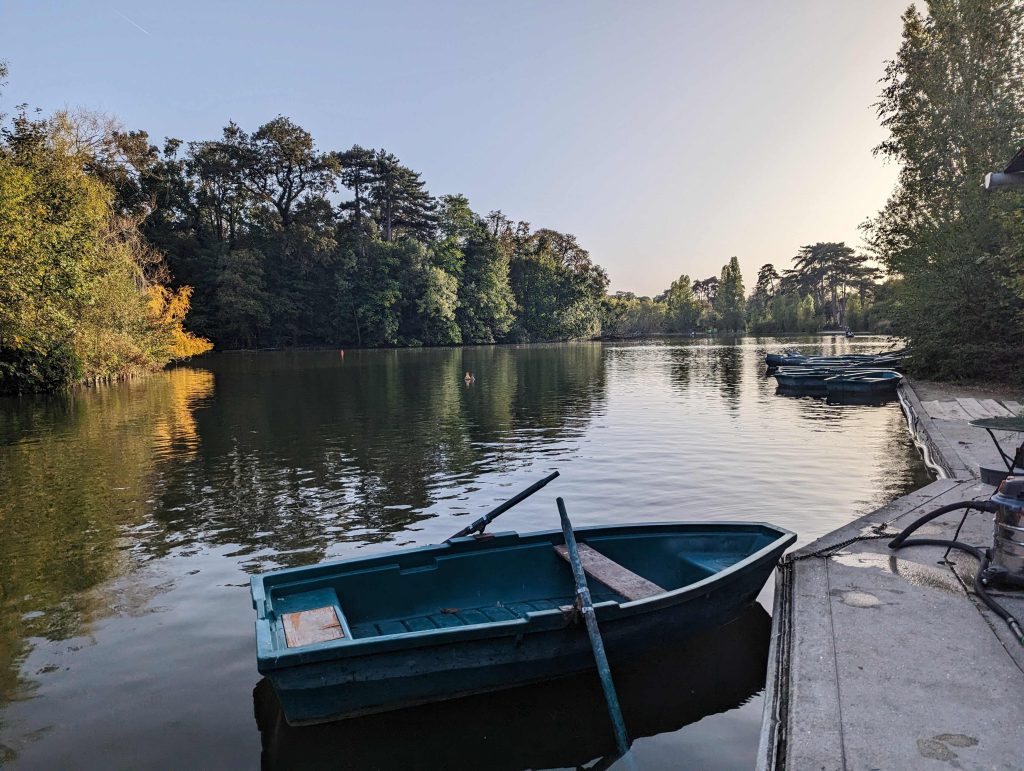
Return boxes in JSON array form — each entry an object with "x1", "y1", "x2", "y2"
[
  {"x1": 755, "y1": 378, "x2": 1022, "y2": 770},
  {"x1": 896, "y1": 380, "x2": 972, "y2": 480}
]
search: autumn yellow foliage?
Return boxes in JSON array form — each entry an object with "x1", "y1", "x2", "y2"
[
  {"x1": 146, "y1": 285, "x2": 214, "y2": 359},
  {"x1": 1, "y1": 107, "x2": 212, "y2": 392}
]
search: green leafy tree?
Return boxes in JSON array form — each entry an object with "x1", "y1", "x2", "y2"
[
  {"x1": 509, "y1": 228, "x2": 609, "y2": 341},
  {"x1": 369, "y1": 151, "x2": 436, "y2": 242},
  {"x1": 214, "y1": 248, "x2": 270, "y2": 347},
  {"x1": 337, "y1": 145, "x2": 378, "y2": 238},
  {"x1": 715, "y1": 257, "x2": 746, "y2": 332},
  {"x1": 418, "y1": 265, "x2": 461, "y2": 345},
  {"x1": 602, "y1": 293, "x2": 667, "y2": 337},
  {"x1": 438, "y1": 196, "x2": 515, "y2": 343},
  {"x1": 0, "y1": 101, "x2": 209, "y2": 392},
  {"x1": 0, "y1": 110, "x2": 107, "y2": 389},
  {"x1": 241, "y1": 117, "x2": 339, "y2": 228},
  {"x1": 866, "y1": 0, "x2": 1024, "y2": 379},
  {"x1": 659, "y1": 274, "x2": 701, "y2": 332}
]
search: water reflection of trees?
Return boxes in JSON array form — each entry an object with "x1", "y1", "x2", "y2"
[
  {"x1": 0, "y1": 347, "x2": 605, "y2": 723},
  {"x1": 711, "y1": 344, "x2": 742, "y2": 407},
  {"x1": 144, "y1": 345, "x2": 607, "y2": 568},
  {"x1": 869, "y1": 409, "x2": 934, "y2": 509},
  {"x1": 666, "y1": 346, "x2": 692, "y2": 392},
  {"x1": 0, "y1": 369, "x2": 213, "y2": 718},
  {"x1": 666, "y1": 342, "x2": 742, "y2": 409}
]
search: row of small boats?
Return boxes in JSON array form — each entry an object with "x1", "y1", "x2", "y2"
[
  {"x1": 765, "y1": 347, "x2": 909, "y2": 369},
  {"x1": 766, "y1": 348, "x2": 909, "y2": 396}
]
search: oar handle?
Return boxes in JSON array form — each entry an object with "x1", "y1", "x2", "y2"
[{"x1": 447, "y1": 471, "x2": 560, "y2": 541}]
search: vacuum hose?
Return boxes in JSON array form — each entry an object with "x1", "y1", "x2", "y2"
[
  {"x1": 887, "y1": 500, "x2": 997, "y2": 548},
  {"x1": 888, "y1": 500, "x2": 1024, "y2": 645}
]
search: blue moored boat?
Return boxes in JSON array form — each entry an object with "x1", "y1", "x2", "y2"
[
  {"x1": 765, "y1": 347, "x2": 910, "y2": 370},
  {"x1": 251, "y1": 521, "x2": 795, "y2": 725},
  {"x1": 765, "y1": 351, "x2": 806, "y2": 367},
  {"x1": 824, "y1": 370, "x2": 902, "y2": 395},
  {"x1": 773, "y1": 364, "x2": 900, "y2": 392}
]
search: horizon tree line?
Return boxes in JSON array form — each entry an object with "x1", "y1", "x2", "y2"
[
  {"x1": 604, "y1": 247, "x2": 885, "y2": 338},
  {"x1": 134, "y1": 116, "x2": 610, "y2": 351},
  {"x1": 0, "y1": 61, "x2": 612, "y2": 392}
]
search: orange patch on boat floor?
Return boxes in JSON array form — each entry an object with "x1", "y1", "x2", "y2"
[{"x1": 282, "y1": 606, "x2": 344, "y2": 648}]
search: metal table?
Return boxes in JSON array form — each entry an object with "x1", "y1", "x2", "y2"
[{"x1": 969, "y1": 417, "x2": 1024, "y2": 481}]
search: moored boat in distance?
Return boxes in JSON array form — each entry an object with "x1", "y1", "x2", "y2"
[
  {"x1": 824, "y1": 370, "x2": 903, "y2": 395},
  {"x1": 251, "y1": 521, "x2": 795, "y2": 725},
  {"x1": 765, "y1": 350, "x2": 804, "y2": 367},
  {"x1": 773, "y1": 367, "x2": 841, "y2": 392},
  {"x1": 773, "y1": 366, "x2": 898, "y2": 392},
  {"x1": 765, "y1": 347, "x2": 910, "y2": 370}
]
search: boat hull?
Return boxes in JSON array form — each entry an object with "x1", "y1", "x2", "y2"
[
  {"x1": 252, "y1": 522, "x2": 794, "y2": 725},
  {"x1": 775, "y1": 374, "x2": 829, "y2": 391},
  {"x1": 267, "y1": 555, "x2": 773, "y2": 724},
  {"x1": 254, "y1": 605, "x2": 773, "y2": 769},
  {"x1": 825, "y1": 379, "x2": 901, "y2": 394}
]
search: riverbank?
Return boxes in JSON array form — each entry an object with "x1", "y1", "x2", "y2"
[{"x1": 758, "y1": 378, "x2": 1024, "y2": 769}]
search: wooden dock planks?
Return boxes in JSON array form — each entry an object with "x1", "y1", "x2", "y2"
[
  {"x1": 920, "y1": 399, "x2": 1021, "y2": 422},
  {"x1": 924, "y1": 400, "x2": 971, "y2": 421},
  {"x1": 956, "y1": 397, "x2": 995, "y2": 419},
  {"x1": 980, "y1": 399, "x2": 1013, "y2": 417},
  {"x1": 1002, "y1": 400, "x2": 1022, "y2": 416},
  {"x1": 921, "y1": 400, "x2": 947, "y2": 419}
]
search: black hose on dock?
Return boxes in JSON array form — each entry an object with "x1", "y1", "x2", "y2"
[
  {"x1": 887, "y1": 500, "x2": 998, "y2": 548},
  {"x1": 888, "y1": 501, "x2": 1024, "y2": 645}
]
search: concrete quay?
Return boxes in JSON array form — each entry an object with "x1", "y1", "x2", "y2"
[{"x1": 757, "y1": 381, "x2": 1024, "y2": 770}]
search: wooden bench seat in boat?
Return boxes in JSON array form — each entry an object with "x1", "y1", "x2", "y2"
[
  {"x1": 275, "y1": 588, "x2": 351, "y2": 648},
  {"x1": 553, "y1": 543, "x2": 665, "y2": 601}
]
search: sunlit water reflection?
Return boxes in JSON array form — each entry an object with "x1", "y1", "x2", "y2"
[{"x1": 0, "y1": 337, "x2": 930, "y2": 769}]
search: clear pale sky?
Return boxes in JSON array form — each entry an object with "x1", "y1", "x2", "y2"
[{"x1": 0, "y1": 1, "x2": 910, "y2": 296}]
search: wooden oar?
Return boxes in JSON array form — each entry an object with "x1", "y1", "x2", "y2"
[
  {"x1": 446, "y1": 471, "x2": 560, "y2": 541},
  {"x1": 557, "y1": 497, "x2": 631, "y2": 757}
]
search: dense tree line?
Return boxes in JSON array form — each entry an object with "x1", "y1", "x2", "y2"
[
  {"x1": 0, "y1": 64, "x2": 211, "y2": 394},
  {"x1": 603, "y1": 249, "x2": 886, "y2": 338},
  {"x1": 747, "y1": 243, "x2": 885, "y2": 334},
  {"x1": 603, "y1": 256, "x2": 747, "y2": 337},
  {"x1": 0, "y1": 65, "x2": 610, "y2": 392},
  {"x1": 133, "y1": 119, "x2": 608, "y2": 350},
  {"x1": 7, "y1": 0, "x2": 1023, "y2": 388},
  {"x1": 865, "y1": 0, "x2": 1024, "y2": 381}
]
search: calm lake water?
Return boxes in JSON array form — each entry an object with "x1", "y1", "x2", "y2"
[{"x1": 0, "y1": 336, "x2": 930, "y2": 770}]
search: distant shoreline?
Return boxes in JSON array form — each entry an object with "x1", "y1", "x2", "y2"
[{"x1": 187, "y1": 331, "x2": 894, "y2": 355}]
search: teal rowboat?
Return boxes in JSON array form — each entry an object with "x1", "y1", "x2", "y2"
[
  {"x1": 250, "y1": 521, "x2": 795, "y2": 725},
  {"x1": 824, "y1": 370, "x2": 902, "y2": 395}
]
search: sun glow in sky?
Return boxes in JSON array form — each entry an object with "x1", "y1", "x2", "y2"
[{"x1": 0, "y1": 0, "x2": 909, "y2": 296}]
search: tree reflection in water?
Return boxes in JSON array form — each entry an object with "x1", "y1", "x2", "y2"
[
  {"x1": 0, "y1": 369, "x2": 213, "y2": 714},
  {"x1": 146, "y1": 345, "x2": 607, "y2": 569}
]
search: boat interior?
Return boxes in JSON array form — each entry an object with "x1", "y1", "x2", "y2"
[{"x1": 261, "y1": 525, "x2": 779, "y2": 646}]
